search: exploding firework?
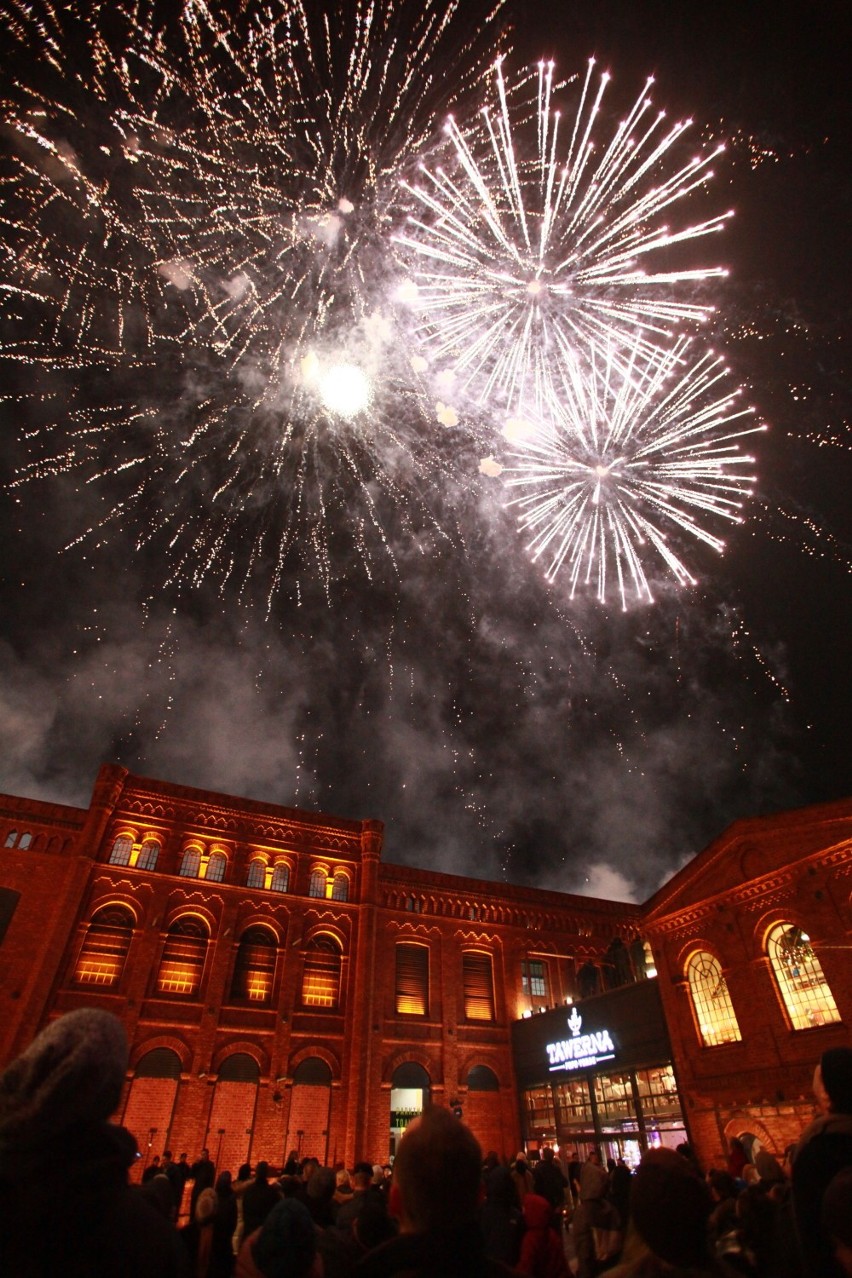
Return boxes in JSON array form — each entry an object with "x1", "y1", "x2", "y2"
[
  {"x1": 496, "y1": 337, "x2": 765, "y2": 608},
  {"x1": 0, "y1": 0, "x2": 507, "y2": 602},
  {"x1": 394, "y1": 58, "x2": 731, "y2": 423}
]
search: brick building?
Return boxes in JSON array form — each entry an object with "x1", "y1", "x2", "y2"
[{"x1": 0, "y1": 764, "x2": 849, "y2": 1178}]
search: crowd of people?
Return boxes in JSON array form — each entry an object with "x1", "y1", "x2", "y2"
[{"x1": 0, "y1": 1009, "x2": 850, "y2": 1278}]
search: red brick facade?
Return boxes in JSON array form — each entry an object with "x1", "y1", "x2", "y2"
[{"x1": 0, "y1": 766, "x2": 849, "y2": 1175}]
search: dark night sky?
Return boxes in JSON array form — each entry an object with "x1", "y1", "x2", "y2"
[{"x1": 1, "y1": 0, "x2": 849, "y2": 902}]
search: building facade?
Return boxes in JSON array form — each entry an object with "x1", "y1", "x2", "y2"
[{"x1": 0, "y1": 765, "x2": 849, "y2": 1177}]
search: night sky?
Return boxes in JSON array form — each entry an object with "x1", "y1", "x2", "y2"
[{"x1": 1, "y1": 0, "x2": 849, "y2": 902}]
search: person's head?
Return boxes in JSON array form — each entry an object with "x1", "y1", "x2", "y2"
[
  {"x1": 179, "y1": 1151, "x2": 188, "y2": 1163},
  {"x1": 390, "y1": 1106, "x2": 483, "y2": 1233},
  {"x1": 238, "y1": 1162, "x2": 252, "y2": 1181},
  {"x1": 256, "y1": 1160, "x2": 270, "y2": 1183},
  {"x1": 195, "y1": 1188, "x2": 217, "y2": 1225},
  {"x1": 708, "y1": 1168, "x2": 738, "y2": 1202},
  {"x1": 151, "y1": 1155, "x2": 160, "y2": 1166},
  {"x1": 252, "y1": 1197, "x2": 318, "y2": 1278},
  {"x1": 541, "y1": 1145, "x2": 555, "y2": 1163},
  {"x1": 162, "y1": 1150, "x2": 173, "y2": 1164},
  {"x1": 815, "y1": 1048, "x2": 852, "y2": 1115},
  {"x1": 216, "y1": 1170, "x2": 232, "y2": 1194},
  {"x1": 351, "y1": 1161, "x2": 373, "y2": 1189},
  {"x1": 587, "y1": 1149, "x2": 601, "y2": 1165},
  {"x1": 630, "y1": 1149, "x2": 713, "y2": 1268}
]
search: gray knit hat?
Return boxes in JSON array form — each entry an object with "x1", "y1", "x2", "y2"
[{"x1": 0, "y1": 1008, "x2": 128, "y2": 1156}]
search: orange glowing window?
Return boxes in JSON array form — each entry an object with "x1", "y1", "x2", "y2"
[
  {"x1": 463, "y1": 951, "x2": 495, "y2": 1022},
  {"x1": 767, "y1": 923, "x2": 841, "y2": 1031},
  {"x1": 246, "y1": 858, "x2": 266, "y2": 888},
  {"x1": 395, "y1": 943, "x2": 429, "y2": 1016},
  {"x1": 302, "y1": 937, "x2": 341, "y2": 1008},
  {"x1": 75, "y1": 905, "x2": 134, "y2": 986},
  {"x1": 157, "y1": 918, "x2": 208, "y2": 996},
  {"x1": 686, "y1": 951, "x2": 743, "y2": 1047},
  {"x1": 179, "y1": 847, "x2": 202, "y2": 878},
  {"x1": 309, "y1": 868, "x2": 328, "y2": 898},
  {"x1": 136, "y1": 839, "x2": 160, "y2": 871},
  {"x1": 206, "y1": 850, "x2": 227, "y2": 883},
  {"x1": 230, "y1": 926, "x2": 277, "y2": 1004},
  {"x1": 108, "y1": 836, "x2": 133, "y2": 866},
  {"x1": 270, "y1": 862, "x2": 290, "y2": 893}
]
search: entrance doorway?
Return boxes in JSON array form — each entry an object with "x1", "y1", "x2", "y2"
[{"x1": 390, "y1": 1062, "x2": 430, "y2": 1158}]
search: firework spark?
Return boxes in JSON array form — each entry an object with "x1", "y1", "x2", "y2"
[
  {"x1": 394, "y1": 58, "x2": 731, "y2": 422},
  {"x1": 498, "y1": 337, "x2": 765, "y2": 608},
  {"x1": 1, "y1": 0, "x2": 506, "y2": 603}
]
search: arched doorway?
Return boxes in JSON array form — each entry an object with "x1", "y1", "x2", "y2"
[
  {"x1": 390, "y1": 1062, "x2": 431, "y2": 1157},
  {"x1": 286, "y1": 1057, "x2": 332, "y2": 1164},
  {"x1": 122, "y1": 1047, "x2": 182, "y2": 1180},
  {"x1": 206, "y1": 1053, "x2": 260, "y2": 1176}
]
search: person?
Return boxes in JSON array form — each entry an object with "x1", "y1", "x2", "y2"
[
  {"x1": 180, "y1": 1186, "x2": 234, "y2": 1278},
  {"x1": 236, "y1": 1196, "x2": 321, "y2": 1278},
  {"x1": 143, "y1": 1154, "x2": 163, "y2": 1184},
  {"x1": 233, "y1": 1163, "x2": 254, "y2": 1256},
  {"x1": 605, "y1": 1148, "x2": 731, "y2": 1277},
  {"x1": 532, "y1": 1146, "x2": 568, "y2": 1215},
  {"x1": 243, "y1": 1161, "x2": 283, "y2": 1238},
  {"x1": 510, "y1": 1153, "x2": 535, "y2": 1207},
  {"x1": 792, "y1": 1046, "x2": 852, "y2": 1278},
  {"x1": 215, "y1": 1171, "x2": 239, "y2": 1256},
  {"x1": 517, "y1": 1192, "x2": 570, "y2": 1278},
  {"x1": 823, "y1": 1167, "x2": 852, "y2": 1278},
  {"x1": 727, "y1": 1138, "x2": 748, "y2": 1182},
  {"x1": 337, "y1": 1162, "x2": 376, "y2": 1235},
  {"x1": 357, "y1": 1105, "x2": 516, "y2": 1277},
  {"x1": 191, "y1": 1148, "x2": 217, "y2": 1219},
  {"x1": 571, "y1": 1149, "x2": 616, "y2": 1278},
  {"x1": 0, "y1": 1007, "x2": 187, "y2": 1278},
  {"x1": 480, "y1": 1164, "x2": 522, "y2": 1267}
]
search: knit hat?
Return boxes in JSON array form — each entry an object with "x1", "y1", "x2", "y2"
[
  {"x1": 629, "y1": 1148, "x2": 713, "y2": 1267},
  {"x1": 820, "y1": 1047, "x2": 852, "y2": 1114},
  {"x1": 0, "y1": 1009, "x2": 128, "y2": 1162},
  {"x1": 253, "y1": 1197, "x2": 317, "y2": 1278}
]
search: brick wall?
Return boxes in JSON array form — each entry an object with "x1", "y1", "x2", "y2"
[
  {"x1": 286, "y1": 1084, "x2": 332, "y2": 1164},
  {"x1": 121, "y1": 1077, "x2": 179, "y2": 1180},
  {"x1": 204, "y1": 1080, "x2": 258, "y2": 1177}
]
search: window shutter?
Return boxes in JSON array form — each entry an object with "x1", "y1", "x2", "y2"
[
  {"x1": 395, "y1": 943, "x2": 429, "y2": 1015},
  {"x1": 463, "y1": 952, "x2": 495, "y2": 1021}
]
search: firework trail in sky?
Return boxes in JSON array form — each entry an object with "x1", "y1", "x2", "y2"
[
  {"x1": 0, "y1": 0, "x2": 506, "y2": 602},
  {"x1": 491, "y1": 336, "x2": 764, "y2": 607},
  {"x1": 394, "y1": 58, "x2": 731, "y2": 423}
]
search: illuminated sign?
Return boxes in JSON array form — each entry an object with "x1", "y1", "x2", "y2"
[{"x1": 546, "y1": 1006, "x2": 616, "y2": 1072}]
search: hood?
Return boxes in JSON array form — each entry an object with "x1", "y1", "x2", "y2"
[{"x1": 522, "y1": 1192, "x2": 554, "y2": 1230}]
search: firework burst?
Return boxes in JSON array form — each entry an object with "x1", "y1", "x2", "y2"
[
  {"x1": 394, "y1": 57, "x2": 731, "y2": 422},
  {"x1": 498, "y1": 337, "x2": 765, "y2": 608},
  {"x1": 1, "y1": 0, "x2": 507, "y2": 603}
]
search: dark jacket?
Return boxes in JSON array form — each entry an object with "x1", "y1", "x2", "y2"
[
  {"x1": 792, "y1": 1111, "x2": 852, "y2": 1278},
  {"x1": 357, "y1": 1222, "x2": 516, "y2": 1278}
]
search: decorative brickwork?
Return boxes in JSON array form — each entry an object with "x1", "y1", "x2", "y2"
[{"x1": 0, "y1": 765, "x2": 849, "y2": 1174}]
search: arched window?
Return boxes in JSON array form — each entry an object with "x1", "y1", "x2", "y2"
[
  {"x1": 4, "y1": 830, "x2": 16, "y2": 848},
  {"x1": 219, "y1": 1053, "x2": 260, "y2": 1083},
  {"x1": 137, "y1": 839, "x2": 160, "y2": 871},
  {"x1": 293, "y1": 1057, "x2": 332, "y2": 1085},
  {"x1": 462, "y1": 951, "x2": 495, "y2": 1022},
  {"x1": 179, "y1": 847, "x2": 202, "y2": 878},
  {"x1": 206, "y1": 851, "x2": 227, "y2": 883},
  {"x1": 395, "y1": 943, "x2": 429, "y2": 1015},
  {"x1": 686, "y1": 951, "x2": 743, "y2": 1046},
  {"x1": 309, "y1": 868, "x2": 327, "y2": 899},
  {"x1": 246, "y1": 858, "x2": 266, "y2": 889},
  {"x1": 109, "y1": 835, "x2": 133, "y2": 866},
  {"x1": 301, "y1": 936, "x2": 341, "y2": 1008},
  {"x1": 136, "y1": 1047, "x2": 181, "y2": 1079},
  {"x1": 156, "y1": 917, "x2": 208, "y2": 997},
  {"x1": 467, "y1": 1064, "x2": 500, "y2": 1091},
  {"x1": 230, "y1": 926, "x2": 277, "y2": 1004},
  {"x1": 18, "y1": 832, "x2": 33, "y2": 850},
  {"x1": 74, "y1": 905, "x2": 134, "y2": 986},
  {"x1": 270, "y1": 862, "x2": 290, "y2": 894},
  {"x1": 331, "y1": 872, "x2": 349, "y2": 902},
  {"x1": 767, "y1": 923, "x2": 841, "y2": 1030}
]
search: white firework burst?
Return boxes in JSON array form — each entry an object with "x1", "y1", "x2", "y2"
[
  {"x1": 499, "y1": 337, "x2": 765, "y2": 608},
  {"x1": 394, "y1": 57, "x2": 732, "y2": 422}
]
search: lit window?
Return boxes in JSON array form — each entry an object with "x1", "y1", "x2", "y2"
[
  {"x1": 179, "y1": 847, "x2": 202, "y2": 878},
  {"x1": 686, "y1": 951, "x2": 742, "y2": 1047},
  {"x1": 246, "y1": 858, "x2": 266, "y2": 888},
  {"x1": 521, "y1": 959, "x2": 548, "y2": 1001},
  {"x1": 75, "y1": 906, "x2": 133, "y2": 986},
  {"x1": 18, "y1": 832, "x2": 32, "y2": 850},
  {"x1": 270, "y1": 862, "x2": 290, "y2": 894},
  {"x1": 109, "y1": 836, "x2": 133, "y2": 866},
  {"x1": 395, "y1": 943, "x2": 429, "y2": 1015},
  {"x1": 309, "y1": 869, "x2": 327, "y2": 899},
  {"x1": 301, "y1": 936, "x2": 341, "y2": 1008},
  {"x1": 767, "y1": 923, "x2": 841, "y2": 1030},
  {"x1": 206, "y1": 851, "x2": 227, "y2": 883},
  {"x1": 156, "y1": 918, "x2": 208, "y2": 996},
  {"x1": 331, "y1": 872, "x2": 349, "y2": 902},
  {"x1": 230, "y1": 926, "x2": 276, "y2": 1003},
  {"x1": 136, "y1": 839, "x2": 160, "y2": 871},
  {"x1": 463, "y1": 951, "x2": 495, "y2": 1022}
]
